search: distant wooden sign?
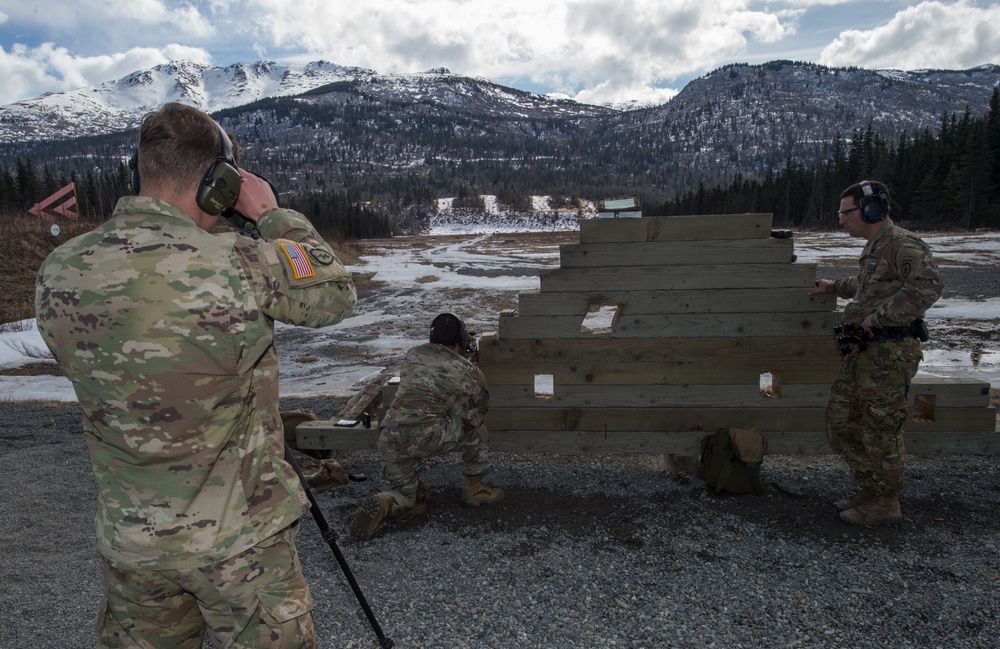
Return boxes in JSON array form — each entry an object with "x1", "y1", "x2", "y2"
[
  {"x1": 596, "y1": 194, "x2": 641, "y2": 218},
  {"x1": 29, "y1": 182, "x2": 77, "y2": 220}
]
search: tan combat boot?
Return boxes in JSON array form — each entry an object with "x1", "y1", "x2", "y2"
[
  {"x1": 350, "y1": 493, "x2": 394, "y2": 540},
  {"x1": 840, "y1": 495, "x2": 902, "y2": 526},
  {"x1": 834, "y1": 490, "x2": 875, "y2": 511},
  {"x1": 416, "y1": 479, "x2": 431, "y2": 503},
  {"x1": 461, "y1": 474, "x2": 505, "y2": 506},
  {"x1": 396, "y1": 502, "x2": 428, "y2": 521}
]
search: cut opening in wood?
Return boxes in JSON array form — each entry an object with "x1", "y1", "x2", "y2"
[
  {"x1": 534, "y1": 374, "x2": 555, "y2": 399},
  {"x1": 760, "y1": 370, "x2": 781, "y2": 398},
  {"x1": 580, "y1": 303, "x2": 620, "y2": 335},
  {"x1": 913, "y1": 394, "x2": 936, "y2": 422}
]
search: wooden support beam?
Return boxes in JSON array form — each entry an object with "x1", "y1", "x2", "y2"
[
  {"x1": 497, "y1": 310, "x2": 841, "y2": 339},
  {"x1": 298, "y1": 420, "x2": 380, "y2": 451},
  {"x1": 335, "y1": 369, "x2": 393, "y2": 419},
  {"x1": 579, "y1": 213, "x2": 773, "y2": 244},
  {"x1": 538, "y1": 262, "x2": 818, "y2": 292},
  {"x1": 484, "y1": 406, "x2": 997, "y2": 433},
  {"x1": 478, "y1": 335, "x2": 842, "y2": 363},
  {"x1": 297, "y1": 418, "x2": 1000, "y2": 455},
  {"x1": 481, "y1": 366, "x2": 994, "y2": 395},
  {"x1": 559, "y1": 237, "x2": 795, "y2": 267},
  {"x1": 480, "y1": 360, "x2": 842, "y2": 386},
  {"x1": 487, "y1": 383, "x2": 834, "y2": 408},
  {"x1": 484, "y1": 429, "x2": 1000, "y2": 455},
  {"x1": 514, "y1": 288, "x2": 836, "y2": 316},
  {"x1": 909, "y1": 377, "x2": 992, "y2": 407}
]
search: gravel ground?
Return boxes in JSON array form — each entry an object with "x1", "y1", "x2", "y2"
[
  {"x1": 2, "y1": 398, "x2": 999, "y2": 649},
  {"x1": 4, "y1": 244, "x2": 999, "y2": 648}
]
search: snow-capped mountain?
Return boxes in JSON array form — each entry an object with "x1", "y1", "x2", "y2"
[
  {"x1": 2, "y1": 59, "x2": 999, "y2": 202},
  {"x1": 0, "y1": 60, "x2": 375, "y2": 142}
]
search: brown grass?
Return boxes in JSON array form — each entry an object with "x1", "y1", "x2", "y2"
[{"x1": 0, "y1": 212, "x2": 100, "y2": 325}]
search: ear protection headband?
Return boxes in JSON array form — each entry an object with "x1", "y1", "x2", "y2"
[
  {"x1": 858, "y1": 180, "x2": 890, "y2": 223},
  {"x1": 128, "y1": 121, "x2": 242, "y2": 215}
]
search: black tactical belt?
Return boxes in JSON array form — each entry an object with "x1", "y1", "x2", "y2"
[{"x1": 833, "y1": 319, "x2": 929, "y2": 355}]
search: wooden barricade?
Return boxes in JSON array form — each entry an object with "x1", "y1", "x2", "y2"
[{"x1": 299, "y1": 213, "x2": 998, "y2": 455}]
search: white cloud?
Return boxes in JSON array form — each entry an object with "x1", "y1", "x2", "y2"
[
  {"x1": 14, "y1": 0, "x2": 981, "y2": 107},
  {"x1": 818, "y1": 0, "x2": 1000, "y2": 70},
  {"x1": 0, "y1": 0, "x2": 213, "y2": 36},
  {"x1": 239, "y1": 0, "x2": 795, "y2": 104}
]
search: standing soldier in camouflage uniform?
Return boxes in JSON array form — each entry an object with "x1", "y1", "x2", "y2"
[
  {"x1": 350, "y1": 313, "x2": 503, "y2": 540},
  {"x1": 35, "y1": 102, "x2": 357, "y2": 648},
  {"x1": 810, "y1": 180, "x2": 943, "y2": 526}
]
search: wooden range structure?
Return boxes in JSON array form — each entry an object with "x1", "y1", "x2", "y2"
[{"x1": 299, "y1": 213, "x2": 999, "y2": 455}]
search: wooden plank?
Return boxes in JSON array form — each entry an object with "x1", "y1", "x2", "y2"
[
  {"x1": 486, "y1": 406, "x2": 825, "y2": 432},
  {"x1": 579, "y1": 213, "x2": 773, "y2": 244},
  {"x1": 336, "y1": 369, "x2": 392, "y2": 419},
  {"x1": 538, "y1": 263, "x2": 818, "y2": 292},
  {"x1": 559, "y1": 238, "x2": 795, "y2": 268},
  {"x1": 480, "y1": 360, "x2": 842, "y2": 386},
  {"x1": 478, "y1": 335, "x2": 842, "y2": 363},
  {"x1": 298, "y1": 423, "x2": 1000, "y2": 455},
  {"x1": 497, "y1": 310, "x2": 841, "y2": 339},
  {"x1": 515, "y1": 288, "x2": 836, "y2": 316},
  {"x1": 488, "y1": 383, "x2": 832, "y2": 408},
  {"x1": 484, "y1": 407, "x2": 997, "y2": 433},
  {"x1": 909, "y1": 377, "x2": 992, "y2": 408},
  {"x1": 484, "y1": 430, "x2": 1000, "y2": 455},
  {"x1": 298, "y1": 420, "x2": 380, "y2": 451}
]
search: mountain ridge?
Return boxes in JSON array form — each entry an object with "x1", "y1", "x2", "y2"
[{"x1": 2, "y1": 59, "x2": 998, "y2": 202}]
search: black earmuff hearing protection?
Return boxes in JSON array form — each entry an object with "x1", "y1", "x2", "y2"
[
  {"x1": 859, "y1": 180, "x2": 890, "y2": 223},
  {"x1": 195, "y1": 124, "x2": 242, "y2": 214},
  {"x1": 128, "y1": 120, "x2": 242, "y2": 215}
]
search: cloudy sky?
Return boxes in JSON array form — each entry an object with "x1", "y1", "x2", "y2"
[{"x1": 1, "y1": 0, "x2": 999, "y2": 106}]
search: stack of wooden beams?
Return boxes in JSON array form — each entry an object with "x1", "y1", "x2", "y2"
[{"x1": 297, "y1": 213, "x2": 998, "y2": 455}]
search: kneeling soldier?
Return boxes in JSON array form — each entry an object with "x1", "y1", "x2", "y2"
[{"x1": 351, "y1": 313, "x2": 504, "y2": 540}]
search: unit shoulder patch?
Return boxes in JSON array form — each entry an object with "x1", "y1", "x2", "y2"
[
  {"x1": 307, "y1": 247, "x2": 335, "y2": 266},
  {"x1": 895, "y1": 248, "x2": 922, "y2": 280}
]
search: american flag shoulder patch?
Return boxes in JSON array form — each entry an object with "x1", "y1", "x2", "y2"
[{"x1": 279, "y1": 241, "x2": 316, "y2": 280}]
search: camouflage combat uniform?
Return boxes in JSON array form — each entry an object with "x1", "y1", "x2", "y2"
[
  {"x1": 824, "y1": 222, "x2": 943, "y2": 497},
  {"x1": 35, "y1": 196, "x2": 356, "y2": 647},
  {"x1": 378, "y1": 342, "x2": 491, "y2": 516}
]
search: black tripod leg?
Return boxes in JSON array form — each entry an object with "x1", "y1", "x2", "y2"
[{"x1": 283, "y1": 445, "x2": 395, "y2": 649}]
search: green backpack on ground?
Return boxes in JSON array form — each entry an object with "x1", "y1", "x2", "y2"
[{"x1": 697, "y1": 426, "x2": 767, "y2": 494}]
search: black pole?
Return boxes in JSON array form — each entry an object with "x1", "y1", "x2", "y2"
[{"x1": 283, "y1": 445, "x2": 395, "y2": 649}]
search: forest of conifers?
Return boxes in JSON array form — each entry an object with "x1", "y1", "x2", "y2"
[
  {"x1": 3, "y1": 87, "x2": 1000, "y2": 237},
  {"x1": 655, "y1": 92, "x2": 1000, "y2": 231}
]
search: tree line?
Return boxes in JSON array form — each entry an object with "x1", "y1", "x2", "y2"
[
  {"x1": 0, "y1": 152, "x2": 395, "y2": 240},
  {"x1": 651, "y1": 88, "x2": 1000, "y2": 230}
]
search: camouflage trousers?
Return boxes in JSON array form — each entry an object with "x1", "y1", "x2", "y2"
[
  {"x1": 826, "y1": 338, "x2": 922, "y2": 497},
  {"x1": 377, "y1": 421, "x2": 491, "y2": 516},
  {"x1": 97, "y1": 522, "x2": 316, "y2": 649}
]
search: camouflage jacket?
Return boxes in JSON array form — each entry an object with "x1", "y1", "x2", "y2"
[
  {"x1": 831, "y1": 222, "x2": 943, "y2": 328},
  {"x1": 381, "y1": 343, "x2": 488, "y2": 441},
  {"x1": 35, "y1": 197, "x2": 356, "y2": 570}
]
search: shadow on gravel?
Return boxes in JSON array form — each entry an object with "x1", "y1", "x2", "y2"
[
  {"x1": 330, "y1": 474, "x2": 999, "y2": 560},
  {"x1": 689, "y1": 483, "x2": 997, "y2": 553}
]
